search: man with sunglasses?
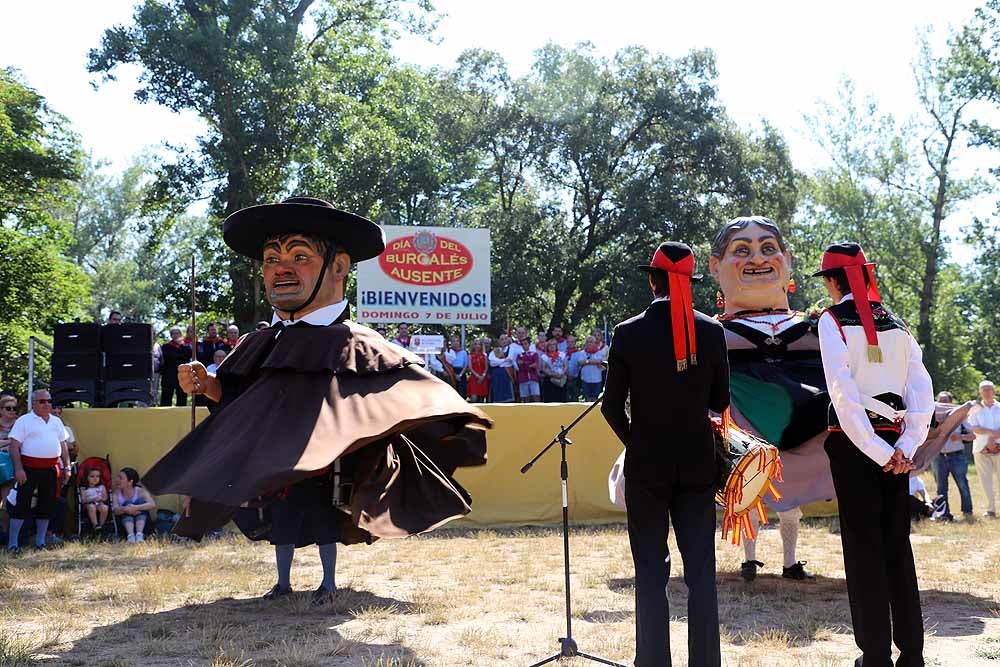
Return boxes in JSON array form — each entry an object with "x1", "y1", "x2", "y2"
[{"x1": 6, "y1": 390, "x2": 71, "y2": 553}]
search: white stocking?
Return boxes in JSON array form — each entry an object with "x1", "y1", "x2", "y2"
[{"x1": 778, "y1": 507, "x2": 803, "y2": 567}]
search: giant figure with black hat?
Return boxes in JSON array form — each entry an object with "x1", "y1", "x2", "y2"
[
  {"x1": 601, "y1": 242, "x2": 730, "y2": 667},
  {"x1": 143, "y1": 197, "x2": 491, "y2": 605},
  {"x1": 814, "y1": 242, "x2": 933, "y2": 667}
]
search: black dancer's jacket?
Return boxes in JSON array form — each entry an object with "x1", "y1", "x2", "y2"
[{"x1": 601, "y1": 300, "x2": 730, "y2": 489}]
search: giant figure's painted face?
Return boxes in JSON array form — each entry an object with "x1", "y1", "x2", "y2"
[
  {"x1": 709, "y1": 221, "x2": 793, "y2": 311},
  {"x1": 261, "y1": 234, "x2": 349, "y2": 314}
]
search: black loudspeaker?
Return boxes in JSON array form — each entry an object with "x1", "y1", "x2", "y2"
[
  {"x1": 53, "y1": 323, "x2": 101, "y2": 354},
  {"x1": 104, "y1": 354, "x2": 153, "y2": 381},
  {"x1": 102, "y1": 324, "x2": 153, "y2": 354},
  {"x1": 51, "y1": 353, "x2": 102, "y2": 381},
  {"x1": 103, "y1": 380, "x2": 153, "y2": 407},
  {"x1": 50, "y1": 380, "x2": 99, "y2": 407}
]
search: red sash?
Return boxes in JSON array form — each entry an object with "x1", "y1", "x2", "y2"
[{"x1": 19, "y1": 455, "x2": 62, "y2": 498}]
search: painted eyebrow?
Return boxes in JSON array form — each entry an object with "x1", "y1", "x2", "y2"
[
  {"x1": 731, "y1": 234, "x2": 777, "y2": 244},
  {"x1": 262, "y1": 239, "x2": 316, "y2": 253}
]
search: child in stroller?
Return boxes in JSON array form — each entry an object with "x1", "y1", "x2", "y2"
[{"x1": 80, "y1": 467, "x2": 110, "y2": 532}]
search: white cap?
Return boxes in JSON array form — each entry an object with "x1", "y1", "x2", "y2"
[{"x1": 981, "y1": 380, "x2": 995, "y2": 390}]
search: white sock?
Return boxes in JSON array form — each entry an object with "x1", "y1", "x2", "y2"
[
  {"x1": 742, "y1": 512, "x2": 761, "y2": 561},
  {"x1": 778, "y1": 507, "x2": 803, "y2": 567}
]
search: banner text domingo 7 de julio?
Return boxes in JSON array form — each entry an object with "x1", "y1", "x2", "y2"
[{"x1": 356, "y1": 226, "x2": 491, "y2": 325}]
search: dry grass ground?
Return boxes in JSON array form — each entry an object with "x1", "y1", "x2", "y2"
[{"x1": 2, "y1": 466, "x2": 999, "y2": 667}]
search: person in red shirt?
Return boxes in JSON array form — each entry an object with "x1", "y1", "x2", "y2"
[
  {"x1": 467, "y1": 342, "x2": 489, "y2": 403},
  {"x1": 392, "y1": 323, "x2": 411, "y2": 349}
]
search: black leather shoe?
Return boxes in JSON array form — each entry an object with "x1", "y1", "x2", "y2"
[
  {"x1": 310, "y1": 586, "x2": 335, "y2": 606},
  {"x1": 782, "y1": 561, "x2": 815, "y2": 580},
  {"x1": 740, "y1": 560, "x2": 764, "y2": 582},
  {"x1": 262, "y1": 584, "x2": 292, "y2": 600}
]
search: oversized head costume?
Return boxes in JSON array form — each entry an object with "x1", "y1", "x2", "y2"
[
  {"x1": 710, "y1": 217, "x2": 834, "y2": 513},
  {"x1": 143, "y1": 197, "x2": 491, "y2": 545}
]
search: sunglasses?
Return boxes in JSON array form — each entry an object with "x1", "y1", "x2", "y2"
[
  {"x1": 1, "y1": 406, "x2": 15, "y2": 411},
  {"x1": 35, "y1": 398, "x2": 53, "y2": 404}
]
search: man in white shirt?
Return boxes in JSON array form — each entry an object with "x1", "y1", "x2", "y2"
[
  {"x1": 814, "y1": 243, "x2": 933, "y2": 667},
  {"x1": 6, "y1": 390, "x2": 71, "y2": 553},
  {"x1": 970, "y1": 380, "x2": 1000, "y2": 517}
]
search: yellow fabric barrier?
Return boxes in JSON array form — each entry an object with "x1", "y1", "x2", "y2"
[{"x1": 62, "y1": 404, "x2": 835, "y2": 525}]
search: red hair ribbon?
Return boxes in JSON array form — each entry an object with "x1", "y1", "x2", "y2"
[
  {"x1": 650, "y1": 248, "x2": 698, "y2": 371},
  {"x1": 819, "y1": 247, "x2": 883, "y2": 363}
]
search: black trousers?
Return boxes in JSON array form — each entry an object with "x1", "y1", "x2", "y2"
[
  {"x1": 160, "y1": 378, "x2": 187, "y2": 407},
  {"x1": 825, "y1": 431, "x2": 923, "y2": 667},
  {"x1": 625, "y1": 478, "x2": 720, "y2": 667},
  {"x1": 10, "y1": 466, "x2": 58, "y2": 520}
]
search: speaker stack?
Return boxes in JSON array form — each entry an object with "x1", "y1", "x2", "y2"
[
  {"x1": 51, "y1": 323, "x2": 102, "y2": 407},
  {"x1": 50, "y1": 323, "x2": 154, "y2": 407},
  {"x1": 102, "y1": 324, "x2": 154, "y2": 406}
]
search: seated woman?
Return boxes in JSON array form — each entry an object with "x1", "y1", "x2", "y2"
[
  {"x1": 79, "y1": 467, "x2": 110, "y2": 533},
  {"x1": 113, "y1": 467, "x2": 156, "y2": 543}
]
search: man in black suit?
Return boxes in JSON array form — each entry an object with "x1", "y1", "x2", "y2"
[{"x1": 602, "y1": 242, "x2": 730, "y2": 667}]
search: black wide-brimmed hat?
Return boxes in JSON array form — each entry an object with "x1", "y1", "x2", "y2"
[
  {"x1": 636, "y1": 242, "x2": 704, "y2": 281},
  {"x1": 222, "y1": 196, "x2": 385, "y2": 262}
]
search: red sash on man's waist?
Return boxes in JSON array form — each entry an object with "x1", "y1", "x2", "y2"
[
  {"x1": 20, "y1": 455, "x2": 60, "y2": 471},
  {"x1": 19, "y1": 455, "x2": 62, "y2": 498}
]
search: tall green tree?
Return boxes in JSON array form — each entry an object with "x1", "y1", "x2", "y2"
[
  {"x1": 88, "y1": 0, "x2": 434, "y2": 328},
  {"x1": 0, "y1": 68, "x2": 81, "y2": 233},
  {"x1": 448, "y1": 44, "x2": 798, "y2": 331},
  {"x1": 800, "y1": 41, "x2": 986, "y2": 392},
  {"x1": 0, "y1": 70, "x2": 89, "y2": 395}
]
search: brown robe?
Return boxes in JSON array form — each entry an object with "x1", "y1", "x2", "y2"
[{"x1": 143, "y1": 315, "x2": 491, "y2": 545}]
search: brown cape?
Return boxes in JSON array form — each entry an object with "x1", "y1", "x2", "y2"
[{"x1": 142, "y1": 320, "x2": 491, "y2": 545}]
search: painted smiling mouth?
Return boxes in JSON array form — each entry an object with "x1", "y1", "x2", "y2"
[
  {"x1": 272, "y1": 279, "x2": 301, "y2": 289},
  {"x1": 742, "y1": 267, "x2": 775, "y2": 276}
]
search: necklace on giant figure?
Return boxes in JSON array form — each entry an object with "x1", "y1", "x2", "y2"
[{"x1": 720, "y1": 309, "x2": 799, "y2": 347}]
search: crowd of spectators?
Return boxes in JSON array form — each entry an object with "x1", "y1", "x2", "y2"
[
  {"x1": 0, "y1": 390, "x2": 159, "y2": 551},
  {"x1": 153, "y1": 322, "x2": 238, "y2": 407},
  {"x1": 379, "y1": 323, "x2": 609, "y2": 404}
]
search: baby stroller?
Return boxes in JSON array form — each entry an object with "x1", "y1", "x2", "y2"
[{"x1": 76, "y1": 456, "x2": 118, "y2": 539}]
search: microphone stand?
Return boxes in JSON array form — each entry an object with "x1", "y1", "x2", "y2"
[{"x1": 521, "y1": 392, "x2": 628, "y2": 667}]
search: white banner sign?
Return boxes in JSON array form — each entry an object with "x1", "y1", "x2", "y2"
[
  {"x1": 409, "y1": 334, "x2": 445, "y2": 354},
  {"x1": 357, "y1": 226, "x2": 491, "y2": 324}
]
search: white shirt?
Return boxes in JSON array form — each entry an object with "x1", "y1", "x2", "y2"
[
  {"x1": 63, "y1": 423, "x2": 76, "y2": 445},
  {"x1": 488, "y1": 350, "x2": 514, "y2": 368},
  {"x1": 818, "y1": 295, "x2": 935, "y2": 464},
  {"x1": 270, "y1": 299, "x2": 348, "y2": 328},
  {"x1": 909, "y1": 475, "x2": 926, "y2": 498},
  {"x1": 507, "y1": 342, "x2": 525, "y2": 371},
  {"x1": 9, "y1": 412, "x2": 68, "y2": 459},
  {"x1": 969, "y1": 402, "x2": 1000, "y2": 454}
]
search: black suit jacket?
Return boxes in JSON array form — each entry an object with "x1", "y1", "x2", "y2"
[{"x1": 601, "y1": 300, "x2": 730, "y2": 489}]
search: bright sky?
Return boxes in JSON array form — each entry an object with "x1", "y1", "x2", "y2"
[{"x1": 0, "y1": 0, "x2": 990, "y2": 261}]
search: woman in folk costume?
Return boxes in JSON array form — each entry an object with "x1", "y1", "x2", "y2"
[
  {"x1": 143, "y1": 197, "x2": 491, "y2": 605},
  {"x1": 814, "y1": 242, "x2": 933, "y2": 667},
  {"x1": 709, "y1": 216, "x2": 830, "y2": 582},
  {"x1": 466, "y1": 341, "x2": 490, "y2": 403}
]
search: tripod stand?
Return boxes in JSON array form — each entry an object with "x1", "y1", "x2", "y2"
[{"x1": 521, "y1": 394, "x2": 628, "y2": 667}]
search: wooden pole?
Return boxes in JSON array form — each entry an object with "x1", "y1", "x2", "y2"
[{"x1": 190, "y1": 255, "x2": 197, "y2": 431}]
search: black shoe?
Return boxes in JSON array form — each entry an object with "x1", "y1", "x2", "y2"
[
  {"x1": 740, "y1": 560, "x2": 764, "y2": 582},
  {"x1": 782, "y1": 561, "x2": 815, "y2": 580},
  {"x1": 4, "y1": 546, "x2": 19, "y2": 557},
  {"x1": 310, "y1": 586, "x2": 335, "y2": 606},
  {"x1": 262, "y1": 584, "x2": 292, "y2": 600}
]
